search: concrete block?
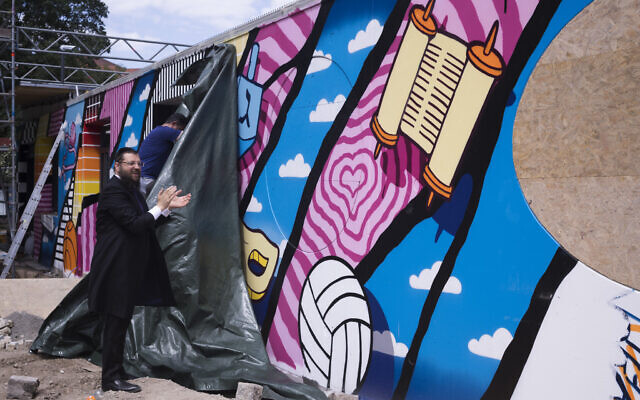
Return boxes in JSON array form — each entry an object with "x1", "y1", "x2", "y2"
[
  {"x1": 7, "y1": 375, "x2": 39, "y2": 399},
  {"x1": 0, "y1": 335, "x2": 11, "y2": 349},
  {"x1": 328, "y1": 393, "x2": 358, "y2": 400},
  {"x1": 0, "y1": 317, "x2": 13, "y2": 329},
  {"x1": 235, "y1": 382, "x2": 263, "y2": 400}
]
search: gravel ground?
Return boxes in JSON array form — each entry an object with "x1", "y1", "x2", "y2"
[
  {"x1": 0, "y1": 278, "x2": 229, "y2": 400},
  {"x1": 0, "y1": 348, "x2": 227, "y2": 399}
]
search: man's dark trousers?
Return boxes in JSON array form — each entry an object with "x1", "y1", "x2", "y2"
[
  {"x1": 102, "y1": 313, "x2": 130, "y2": 382},
  {"x1": 88, "y1": 176, "x2": 176, "y2": 386}
]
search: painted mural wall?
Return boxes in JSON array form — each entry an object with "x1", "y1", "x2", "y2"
[
  {"x1": 24, "y1": 0, "x2": 637, "y2": 397},
  {"x1": 43, "y1": 54, "x2": 200, "y2": 276},
  {"x1": 235, "y1": 0, "x2": 639, "y2": 399}
]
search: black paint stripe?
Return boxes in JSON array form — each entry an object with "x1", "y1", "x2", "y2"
[
  {"x1": 237, "y1": 29, "x2": 259, "y2": 77},
  {"x1": 261, "y1": 0, "x2": 413, "y2": 341},
  {"x1": 342, "y1": 324, "x2": 348, "y2": 392},
  {"x1": 354, "y1": 189, "x2": 435, "y2": 284},
  {"x1": 239, "y1": 1, "x2": 335, "y2": 218},
  {"x1": 392, "y1": 0, "x2": 564, "y2": 398},
  {"x1": 316, "y1": 275, "x2": 356, "y2": 301},
  {"x1": 302, "y1": 345, "x2": 329, "y2": 379},
  {"x1": 300, "y1": 306, "x2": 330, "y2": 358},
  {"x1": 481, "y1": 248, "x2": 576, "y2": 399},
  {"x1": 322, "y1": 293, "x2": 367, "y2": 319}
]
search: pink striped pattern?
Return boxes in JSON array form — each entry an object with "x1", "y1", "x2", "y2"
[
  {"x1": 432, "y1": 0, "x2": 537, "y2": 63},
  {"x1": 266, "y1": 0, "x2": 539, "y2": 368},
  {"x1": 100, "y1": 81, "x2": 135, "y2": 154},
  {"x1": 238, "y1": 5, "x2": 320, "y2": 198},
  {"x1": 32, "y1": 183, "x2": 53, "y2": 260},
  {"x1": 77, "y1": 202, "x2": 98, "y2": 276},
  {"x1": 48, "y1": 109, "x2": 65, "y2": 137}
]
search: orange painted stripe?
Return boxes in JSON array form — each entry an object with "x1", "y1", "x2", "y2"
[
  {"x1": 630, "y1": 324, "x2": 640, "y2": 333},
  {"x1": 627, "y1": 344, "x2": 640, "y2": 385},
  {"x1": 619, "y1": 365, "x2": 636, "y2": 400}
]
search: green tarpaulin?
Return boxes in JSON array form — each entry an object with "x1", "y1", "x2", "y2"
[{"x1": 31, "y1": 44, "x2": 326, "y2": 400}]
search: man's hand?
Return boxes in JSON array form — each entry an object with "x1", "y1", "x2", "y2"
[
  {"x1": 157, "y1": 186, "x2": 178, "y2": 210},
  {"x1": 169, "y1": 192, "x2": 192, "y2": 210}
]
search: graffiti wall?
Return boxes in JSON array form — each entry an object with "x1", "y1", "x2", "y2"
[
  {"x1": 111, "y1": 71, "x2": 156, "y2": 157},
  {"x1": 235, "y1": 0, "x2": 638, "y2": 398},
  {"x1": 22, "y1": 0, "x2": 637, "y2": 397},
  {"x1": 47, "y1": 55, "x2": 204, "y2": 275}
]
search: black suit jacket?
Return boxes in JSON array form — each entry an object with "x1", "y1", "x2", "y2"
[{"x1": 88, "y1": 177, "x2": 176, "y2": 319}]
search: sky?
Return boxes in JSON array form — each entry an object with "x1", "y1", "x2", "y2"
[{"x1": 100, "y1": 0, "x2": 293, "y2": 67}]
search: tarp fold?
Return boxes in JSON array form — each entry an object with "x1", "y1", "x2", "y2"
[{"x1": 31, "y1": 44, "x2": 325, "y2": 400}]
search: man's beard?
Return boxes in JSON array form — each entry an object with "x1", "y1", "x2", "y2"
[{"x1": 119, "y1": 171, "x2": 140, "y2": 189}]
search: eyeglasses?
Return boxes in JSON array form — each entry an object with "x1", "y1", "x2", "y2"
[{"x1": 119, "y1": 161, "x2": 143, "y2": 167}]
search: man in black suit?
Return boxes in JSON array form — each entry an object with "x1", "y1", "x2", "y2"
[{"x1": 88, "y1": 147, "x2": 191, "y2": 393}]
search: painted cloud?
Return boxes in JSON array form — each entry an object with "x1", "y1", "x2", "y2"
[
  {"x1": 139, "y1": 83, "x2": 151, "y2": 101},
  {"x1": 468, "y1": 328, "x2": 513, "y2": 360},
  {"x1": 309, "y1": 94, "x2": 346, "y2": 122},
  {"x1": 373, "y1": 330, "x2": 408, "y2": 358},
  {"x1": 247, "y1": 195, "x2": 263, "y2": 213},
  {"x1": 279, "y1": 153, "x2": 311, "y2": 178},
  {"x1": 124, "y1": 114, "x2": 133, "y2": 127},
  {"x1": 348, "y1": 19, "x2": 383, "y2": 53},
  {"x1": 124, "y1": 132, "x2": 138, "y2": 148},
  {"x1": 307, "y1": 50, "x2": 332, "y2": 74},
  {"x1": 409, "y1": 261, "x2": 462, "y2": 294}
]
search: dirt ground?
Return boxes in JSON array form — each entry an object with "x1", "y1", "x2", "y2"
[
  {"x1": 0, "y1": 349, "x2": 227, "y2": 399},
  {"x1": 0, "y1": 275, "x2": 228, "y2": 400}
]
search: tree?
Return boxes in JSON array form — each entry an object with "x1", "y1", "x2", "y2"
[
  {"x1": 17, "y1": 0, "x2": 108, "y2": 34},
  {"x1": 1, "y1": 0, "x2": 117, "y2": 86}
]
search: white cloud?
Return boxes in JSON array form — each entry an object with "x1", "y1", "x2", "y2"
[
  {"x1": 409, "y1": 261, "x2": 462, "y2": 294},
  {"x1": 279, "y1": 153, "x2": 311, "y2": 178},
  {"x1": 278, "y1": 239, "x2": 287, "y2": 258},
  {"x1": 307, "y1": 50, "x2": 332, "y2": 74},
  {"x1": 348, "y1": 19, "x2": 383, "y2": 53},
  {"x1": 105, "y1": 0, "x2": 260, "y2": 33},
  {"x1": 259, "y1": 0, "x2": 296, "y2": 14},
  {"x1": 124, "y1": 114, "x2": 133, "y2": 127},
  {"x1": 468, "y1": 328, "x2": 513, "y2": 360},
  {"x1": 247, "y1": 195, "x2": 262, "y2": 213},
  {"x1": 74, "y1": 113, "x2": 82, "y2": 126},
  {"x1": 124, "y1": 132, "x2": 138, "y2": 148},
  {"x1": 103, "y1": 0, "x2": 311, "y2": 68},
  {"x1": 139, "y1": 83, "x2": 151, "y2": 101},
  {"x1": 373, "y1": 330, "x2": 408, "y2": 358},
  {"x1": 309, "y1": 94, "x2": 346, "y2": 123}
]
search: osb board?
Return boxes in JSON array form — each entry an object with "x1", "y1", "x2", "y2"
[{"x1": 514, "y1": 0, "x2": 639, "y2": 287}]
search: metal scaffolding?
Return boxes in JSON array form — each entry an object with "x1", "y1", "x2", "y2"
[{"x1": 0, "y1": 1, "x2": 192, "y2": 244}]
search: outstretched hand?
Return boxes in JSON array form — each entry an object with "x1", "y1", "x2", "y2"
[
  {"x1": 157, "y1": 186, "x2": 178, "y2": 210},
  {"x1": 169, "y1": 192, "x2": 192, "y2": 209}
]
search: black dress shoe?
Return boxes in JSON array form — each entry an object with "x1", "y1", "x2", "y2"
[
  {"x1": 102, "y1": 379, "x2": 141, "y2": 393},
  {"x1": 119, "y1": 371, "x2": 137, "y2": 381}
]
